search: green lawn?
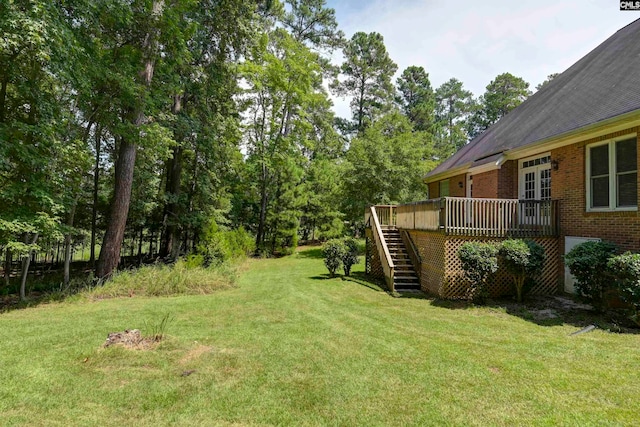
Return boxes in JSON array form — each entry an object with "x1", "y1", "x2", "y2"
[{"x1": 1, "y1": 246, "x2": 639, "y2": 426}]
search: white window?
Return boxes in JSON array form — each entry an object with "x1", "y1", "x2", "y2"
[
  {"x1": 439, "y1": 180, "x2": 449, "y2": 197},
  {"x1": 586, "y1": 135, "x2": 637, "y2": 211}
]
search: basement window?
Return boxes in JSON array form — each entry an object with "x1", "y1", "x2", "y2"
[{"x1": 586, "y1": 135, "x2": 637, "y2": 211}]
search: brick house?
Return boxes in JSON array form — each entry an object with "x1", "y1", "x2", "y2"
[{"x1": 366, "y1": 19, "x2": 640, "y2": 297}]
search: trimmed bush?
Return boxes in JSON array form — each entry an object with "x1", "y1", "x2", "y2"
[
  {"x1": 608, "y1": 252, "x2": 640, "y2": 326},
  {"x1": 342, "y1": 237, "x2": 360, "y2": 276},
  {"x1": 458, "y1": 242, "x2": 499, "y2": 304},
  {"x1": 500, "y1": 239, "x2": 545, "y2": 303},
  {"x1": 323, "y1": 239, "x2": 344, "y2": 277},
  {"x1": 564, "y1": 240, "x2": 617, "y2": 311}
]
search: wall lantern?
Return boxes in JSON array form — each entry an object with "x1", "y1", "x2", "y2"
[{"x1": 551, "y1": 159, "x2": 559, "y2": 171}]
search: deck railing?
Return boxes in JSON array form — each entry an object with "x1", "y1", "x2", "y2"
[
  {"x1": 368, "y1": 206, "x2": 395, "y2": 290},
  {"x1": 369, "y1": 198, "x2": 558, "y2": 237}
]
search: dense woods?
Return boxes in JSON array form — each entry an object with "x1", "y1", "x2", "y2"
[{"x1": 0, "y1": 0, "x2": 546, "y2": 298}]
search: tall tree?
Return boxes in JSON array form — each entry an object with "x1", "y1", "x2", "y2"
[
  {"x1": 332, "y1": 32, "x2": 397, "y2": 134},
  {"x1": 96, "y1": 1, "x2": 169, "y2": 278},
  {"x1": 396, "y1": 65, "x2": 435, "y2": 132},
  {"x1": 468, "y1": 72, "x2": 531, "y2": 138},
  {"x1": 341, "y1": 111, "x2": 436, "y2": 225},
  {"x1": 434, "y1": 78, "x2": 475, "y2": 158},
  {"x1": 241, "y1": 29, "x2": 327, "y2": 252},
  {"x1": 282, "y1": 0, "x2": 344, "y2": 52}
]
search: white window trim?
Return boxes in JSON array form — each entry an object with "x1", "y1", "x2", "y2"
[
  {"x1": 585, "y1": 133, "x2": 638, "y2": 212},
  {"x1": 518, "y1": 153, "x2": 551, "y2": 200}
]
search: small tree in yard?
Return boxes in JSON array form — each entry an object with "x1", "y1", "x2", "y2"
[
  {"x1": 458, "y1": 242, "x2": 499, "y2": 304},
  {"x1": 608, "y1": 252, "x2": 640, "y2": 326},
  {"x1": 342, "y1": 238, "x2": 360, "y2": 276},
  {"x1": 323, "y1": 239, "x2": 344, "y2": 277},
  {"x1": 500, "y1": 239, "x2": 545, "y2": 303},
  {"x1": 564, "y1": 241, "x2": 617, "y2": 311}
]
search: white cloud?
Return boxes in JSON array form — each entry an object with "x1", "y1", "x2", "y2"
[{"x1": 326, "y1": 0, "x2": 636, "y2": 118}]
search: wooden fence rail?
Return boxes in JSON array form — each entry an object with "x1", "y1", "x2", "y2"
[{"x1": 368, "y1": 198, "x2": 558, "y2": 238}]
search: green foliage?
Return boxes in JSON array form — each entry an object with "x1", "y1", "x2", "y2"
[
  {"x1": 322, "y1": 239, "x2": 344, "y2": 277},
  {"x1": 608, "y1": 252, "x2": 640, "y2": 326},
  {"x1": 87, "y1": 260, "x2": 236, "y2": 299},
  {"x1": 198, "y1": 219, "x2": 255, "y2": 266},
  {"x1": 341, "y1": 237, "x2": 360, "y2": 276},
  {"x1": 396, "y1": 66, "x2": 435, "y2": 132},
  {"x1": 458, "y1": 242, "x2": 499, "y2": 304},
  {"x1": 332, "y1": 31, "x2": 397, "y2": 134},
  {"x1": 341, "y1": 112, "x2": 435, "y2": 224},
  {"x1": 499, "y1": 239, "x2": 545, "y2": 302},
  {"x1": 467, "y1": 72, "x2": 531, "y2": 138},
  {"x1": 143, "y1": 312, "x2": 174, "y2": 342},
  {"x1": 564, "y1": 241, "x2": 617, "y2": 310},
  {"x1": 434, "y1": 78, "x2": 476, "y2": 157}
]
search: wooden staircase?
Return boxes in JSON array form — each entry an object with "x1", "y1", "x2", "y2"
[{"x1": 382, "y1": 228, "x2": 420, "y2": 291}]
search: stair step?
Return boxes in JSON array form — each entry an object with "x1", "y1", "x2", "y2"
[
  {"x1": 394, "y1": 275, "x2": 419, "y2": 281},
  {"x1": 394, "y1": 283, "x2": 421, "y2": 290}
]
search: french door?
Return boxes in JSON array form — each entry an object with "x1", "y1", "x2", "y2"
[{"x1": 519, "y1": 155, "x2": 551, "y2": 225}]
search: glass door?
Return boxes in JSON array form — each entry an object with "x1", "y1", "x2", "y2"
[{"x1": 519, "y1": 155, "x2": 551, "y2": 226}]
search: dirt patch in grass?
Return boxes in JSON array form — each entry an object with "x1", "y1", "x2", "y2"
[
  {"x1": 103, "y1": 329, "x2": 161, "y2": 350},
  {"x1": 180, "y1": 344, "x2": 213, "y2": 364}
]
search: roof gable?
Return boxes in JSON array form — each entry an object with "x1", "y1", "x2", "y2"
[{"x1": 428, "y1": 19, "x2": 640, "y2": 179}]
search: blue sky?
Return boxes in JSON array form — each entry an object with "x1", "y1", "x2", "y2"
[{"x1": 325, "y1": 0, "x2": 638, "y2": 118}]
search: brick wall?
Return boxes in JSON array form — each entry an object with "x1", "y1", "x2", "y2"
[
  {"x1": 497, "y1": 160, "x2": 518, "y2": 199},
  {"x1": 552, "y1": 126, "x2": 640, "y2": 253},
  {"x1": 470, "y1": 170, "x2": 499, "y2": 198},
  {"x1": 428, "y1": 182, "x2": 439, "y2": 198},
  {"x1": 449, "y1": 173, "x2": 467, "y2": 197}
]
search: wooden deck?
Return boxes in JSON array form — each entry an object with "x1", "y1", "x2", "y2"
[{"x1": 367, "y1": 197, "x2": 558, "y2": 238}]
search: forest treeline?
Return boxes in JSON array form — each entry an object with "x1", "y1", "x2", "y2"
[{"x1": 0, "y1": 0, "x2": 554, "y2": 298}]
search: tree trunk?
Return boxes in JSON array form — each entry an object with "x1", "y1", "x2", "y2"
[
  {"x1": 161, "y1": 94, "x2": 183, "y2": 259},
  {"x1": 96, "y1": 138, "x2": 138, "y2": 278},
  {"x1": 96, "y1": 0, "x2": 164, "y2": 279},
  {"x1": 256, "y1": 163, "x2": 268, "y2": 250},
  {"x1": 137, "y1": 227, "x2": 143, "y2": 264},
  {"x1": 19, "y1": 233, "x2": 39, "y2": 301},
  {"x1": 90, "y1": 126, "x2": 101, "y2": 266},
  {"x1": 4, "y1": 250, "x2": 11, "y2": 288},
  {"x1": 63, "y1": 196, "x2": 79, "y2": 287}
]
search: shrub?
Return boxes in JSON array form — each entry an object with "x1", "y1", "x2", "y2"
[
  {"x1": 198, "y1": 219, "x2": 255, "y2": 266},
  {"x1": 323, "y1": 239, "x2": 344, "y2": 277},
  {"x1": 500, "y1": 239, "x2": 545, "y2": 303},
  {"x1": 458, "y1": 242, "x2": 499, "y2": 304},
  {"x1": 564, "y1": 240, "x2": 617, "y2": 311},
  {"x1": 608, "y1": 252, "x2": 640, "y2": 326},
  {"x1": 341, "y1": 237, "x2": 360, "y2": 276}
]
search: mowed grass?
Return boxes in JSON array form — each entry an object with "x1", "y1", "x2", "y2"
[{"x1": 1, "y1": 246, "x2": 639, "y2": 426}]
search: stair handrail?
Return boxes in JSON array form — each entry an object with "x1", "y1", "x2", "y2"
[
  {"x1": 370, "y1": 206, "x2": 395, "y2": 291},
  {"x1": 400, "y1": 230, "x2": 421, "y2": 282}
]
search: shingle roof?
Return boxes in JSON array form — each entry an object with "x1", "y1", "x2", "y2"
[{"x1": 427, "y1": 18, "x2": 640, "y2": 179}]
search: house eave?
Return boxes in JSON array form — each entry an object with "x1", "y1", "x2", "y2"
[
  {"x1": 503, "y1": 109, "x2": 640, "y2": 160},
  {"x1": 424, "y1": 109, "x2": 640, "y2": 184}
]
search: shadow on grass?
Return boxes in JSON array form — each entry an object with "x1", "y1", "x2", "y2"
[
  {"x1": 295, "y1": 247, "x2": 324, "y2": 259},
  {"x1": 341, "y1": 271, "x2": 386, "y2": 292},
  {"x1": 1, "y1": 291, "x2": 70, "y2": 314},
  {"x1": 309, "y1": 271, "x2": 386, "y2": 292},
  {"x1": 431, "y1": 295, "x2": 640, "y2": 334}
]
